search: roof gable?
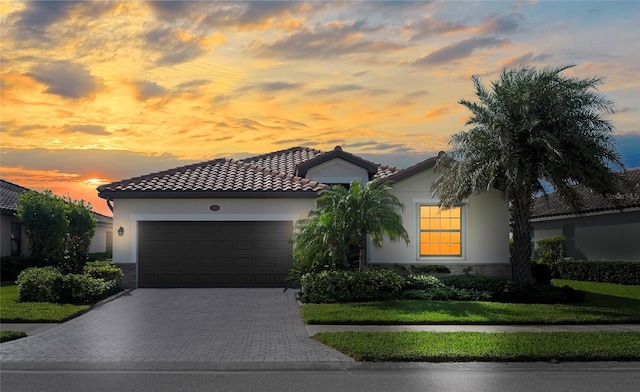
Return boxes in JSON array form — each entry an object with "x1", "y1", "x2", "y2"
[
  {"x1": 531, "y1": 168, "x2": 640, "y2": 219},
  {"x1": 295, "y1": 146, "x2": 379, "y2": 179}
]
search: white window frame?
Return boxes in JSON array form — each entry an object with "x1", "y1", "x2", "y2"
[{"x1": 416, "y1": 203, "x2": 466, "y2": 261}]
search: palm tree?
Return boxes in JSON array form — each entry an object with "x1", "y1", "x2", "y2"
[
  {"x1": 294, "y1": 179, "x2": 410, "y2": 272},
  {"x1": 435, "y1": 65, "x2": 623, "y2": 284}
]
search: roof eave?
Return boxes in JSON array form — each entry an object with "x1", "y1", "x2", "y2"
[{"x1": 97, "y1": 190, "x2": 322, "y2": 200}]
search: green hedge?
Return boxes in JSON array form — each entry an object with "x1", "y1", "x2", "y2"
[
  {"x1": 300, "y1": 269, "x2": 405, "y2": 303},
  {"x1": 556, "y1": 259, "x2": 640, "y2": 285},
  {"x1": 16, "y1": 262, "x2": 124, "y2": 304},
  {"x1": 300, "y1": 270, "x2": 584, "y2": 304},
  {"x1": 0, "y1": 256, "x2": 46, "y2": 282}
]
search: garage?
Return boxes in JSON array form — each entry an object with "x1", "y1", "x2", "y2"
[{"x1": 138, "y1": 221, "x2": 293, "y2": 288}]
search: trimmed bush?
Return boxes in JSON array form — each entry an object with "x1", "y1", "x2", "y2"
[
  {"x1": 556, "y1": 259, "x2": 640, "y2": 285},
  {"x1": 16, "y1": 266, "x2": 64, "y2": 302},
  {"x1": 411, "y1": 265, "x2": 451, "y2": 275},
  {"x1": 83, "y1": 261, "x2": 123, "y2": 294},
  {"x1": 536, "y1": 236, "x2": 565, "y2": 265},
  {"x1": 403, "y1": 274, "x2": 492, "y2": 301},
  {"x1": 59, "y1": 274, "x2": 108, "y2": 304},
  {"x1": 300, "y1": 269, "x2": 405, "y2": 303}
]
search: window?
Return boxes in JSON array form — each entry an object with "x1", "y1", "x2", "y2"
[
  {"x1": 419, "y1": 206, "x2": 462, "y2": 257},
  {"x1": 10, "y1": 222, "x2": 21, "y2": 256}
]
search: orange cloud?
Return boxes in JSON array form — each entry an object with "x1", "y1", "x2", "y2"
[{"x1": 424, "y1": 106, "x2": 451, "y2": 119}]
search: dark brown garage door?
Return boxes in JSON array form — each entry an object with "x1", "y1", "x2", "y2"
[{"x1": 138, "y1": 221, "x2": 293, "y2": 288}]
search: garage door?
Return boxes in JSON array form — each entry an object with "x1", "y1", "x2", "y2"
[{"x1": 138, "y1": 221, "x2": 293, "y2": 288}]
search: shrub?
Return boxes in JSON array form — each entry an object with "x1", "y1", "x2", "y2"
[
  {"x1": 1, "y1": 256, "x2": 46, "y2": 282},
  {"x1": 531, "y1": 262, "x2": 552, "y2": 285},
  {"x1": 411, "y1": 265, "x2": 451, "y2": 275},
  {"x1": 536, "y1": 236, "x2": 565, "y2": 266},
  {"x1": 300, "y1": 269, "x2": 405, "y2": 303},
  {"x1": 59, "y1": 274, "x2": 108, "y2": 304},
  {"x1": 555, "y1": 259, "x2": 640, "y2": 285},
  {"x1": 83, "y1": 261, "x2": 123, "y2": 293},
  {"x1": 16, "y1": 266, "x2": 64, "y2": 302}
]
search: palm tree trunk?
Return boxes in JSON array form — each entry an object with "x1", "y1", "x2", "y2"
[
  {"x1": 511, "y1": 192, "x2": 535, "y2": 285},
  {"x1": 358, "y1": 234, "x2": 366, "y2": 271}
]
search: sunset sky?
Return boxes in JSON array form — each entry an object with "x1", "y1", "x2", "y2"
[{"x1": 1, "y1": 0, "x2": 639, "y2": 216}]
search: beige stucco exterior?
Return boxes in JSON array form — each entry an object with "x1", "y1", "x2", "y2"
[{"x1": 368, "y1": 168, "x2": 511, "y2": 269}]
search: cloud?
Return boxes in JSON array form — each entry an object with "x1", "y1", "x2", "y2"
[
  {"x1": 9, "y1": 1, "x2": 120, "y2": 45},
  {"x1": 133, "y1": 80, "x2": 169, "y2": 101},
  {"x1": 424, "y1": 106, "x2": 451, "y2": 120},
  {"x1": 61, "y1": 125, "x2": 109, "y2": 135},
  {"x1": 175, "y1": 79, "x2": 210, "y2": 92},
  {"x1": 413, "y1": 36, "x2": 510, "y2": 66},
  {"x1": 476, "y1": 13, "x2": 525, "y2": 35},
  {"x1": 27, "y1": 61, "x2": 98, "y2": 99},
  {"x1": 143, "y1": 27, "x2": 210, "y2": 66},
  {"x1": 307, "y1": 83, "x2": 388, "y2": 96},
  {"x1": 406, "y1": 15, "x2": 467, "y2": 41},
  {"x1": 248, "y1": 20, "x2": 407, "y2": 59},
  {"x1": 0, "y1": 147, "x2": 200, "y2": 183},
  {"x1": 237, "y1": 81, "x2": 304, "y2": 94}
]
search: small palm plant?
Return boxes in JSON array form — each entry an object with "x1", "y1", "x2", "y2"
[{"x1": 291, "y1": 179, "x2": 409, "y2": 279}]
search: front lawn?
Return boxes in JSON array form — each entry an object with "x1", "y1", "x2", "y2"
[
  {"x1": 301, "y1": 280, "x2": 640, "y2": 325},
  {"x1": 0, "y1": 285, "x2": 90, "y2": 323},
  {"x1": 314, "y1": 331, "x2": 640, "y2": 362}
]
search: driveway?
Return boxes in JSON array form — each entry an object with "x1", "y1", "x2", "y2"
[{"x1": 0, "y1": 289, "x2": 352, "y2": 363}]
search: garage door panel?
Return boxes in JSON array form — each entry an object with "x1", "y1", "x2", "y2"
[{"x1": 138, "y1": 221, "x2": 292, "y2": 288}]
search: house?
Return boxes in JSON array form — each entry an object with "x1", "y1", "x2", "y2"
[
  {"x1": 530, "y1": 168, "x2": 640, "y2": 261},
  {"x1": 0, "y1": 179, "x2": 113, "y2": 258},
  {"x1": 97, "y1": 146, "x2": 510, "y2": 288}
]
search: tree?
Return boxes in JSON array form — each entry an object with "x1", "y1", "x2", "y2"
[
  {"x1": 16, "y1": 190, "x2": 69, "y2": 262},
  {"x1": 60, "y1": 197, "x2": 97, "y2": 273},
  {"x1": 293, "y1": 179, "x2": 410, "y2": 273},
  {"x1": 434, "y1": 65, "x2": 623, "y2": 284}
]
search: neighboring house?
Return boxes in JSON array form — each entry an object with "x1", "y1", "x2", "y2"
[
  {"x1": 530, "y1": 168, "x2": 640, "y2": 261},
  {"x1": 0, "y1": 179, "x2": 113, "y2": 258},
  {"x1": 97, "y1": 146, "x2": 510, "y2": 288}
]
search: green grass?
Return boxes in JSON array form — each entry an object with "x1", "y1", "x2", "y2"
[
  {"x1": 1, "y1": 330, "x2": 27, "y2": 343},
  {"x1": 301, "y1": 280, "x2": 640, "y2": 325},
  {"x1": 0, "y1": 285, "x2": 90, "y2": 322},
  {"x1": 314, "y1": 331, "x2": 640, "y2": 362}
]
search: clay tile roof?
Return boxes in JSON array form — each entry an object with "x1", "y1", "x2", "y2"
[
  {"x1": 97, "y1": 146, "x2": 411, "y2": 199},
  {"x1": 531, "y1": 168, "x2": 640, "y2": 219},
  {"x1": 0, "y1": 179, "x2": 30, "y2": 215}
]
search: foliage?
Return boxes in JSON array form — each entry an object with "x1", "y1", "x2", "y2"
[
  {"x1": 16, "y1": 266, "x2": 64, "y2": 303},
  {"x1": 0, "y1": 256, "x2": 46, "y2": 282},
  {"x1": 16, "y1": 190, "x2": 68, "y2": 263},
  {"x1": 314, "y1": 331, "x2": 640, "y2": 362},
  {"x1": 1, "y1": 330, "x2": 27, "y2": 343},
  {"x1": 435, "y1": 65, "x2": 623, "y2": 285},
  {"x1": 300, "y1": 269, "x2": 406, "y2": 303},
  {"x1": 59, "y1": 274, "x2": 108, "y2": 304},
  {"x1": 536, "y1": 236, "x2": 565, "y2": 273},
  {"x1": 88, "y1": 252, "x2": 113, "y2": 262},
  {"x1": 555, "y1": 259, "x2": 640, "y2": 285},
  {"x1": 60, "y1": 197, "x2": 97, "y2": 273},
  {"x1": 83, "y1": 261, "x2": 123, "y2": 294},
  {"x1": 0, "y1": 285, "x2": 90, "y2": 322},
  {"x1": 290, "y1": 179, "x2": 410, "y2": 283},
  {"x1": 531, "y1": 261, "x2": 552, "y2": 285},
  {"x1": 411, "y1": 264, "x2": 451, "y2": 275},
  {"x1": 15, "y1": 262, "x2": 122, "y2": 304}
]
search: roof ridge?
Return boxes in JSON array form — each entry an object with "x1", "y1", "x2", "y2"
[{"x1": 239, "y1": 146, "x2": 323, "y2": 164}]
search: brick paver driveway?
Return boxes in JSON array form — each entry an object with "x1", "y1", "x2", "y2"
[{"x1": 0, "y1": 289, "x2": 352, "y2": 363}]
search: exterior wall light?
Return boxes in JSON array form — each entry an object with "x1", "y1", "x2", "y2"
[
  {"x1": 117, "y1": 227, "x2": 124, "y2": 236},
  {"x1": 210, "y1": 205, "x2": 221, "y2": 211}
]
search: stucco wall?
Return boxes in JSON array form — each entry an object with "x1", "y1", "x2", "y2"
[
  {"x1": 89, "y1": 224, "x2": 112, "y2": 254},
  {"x1": 369, "y1": 169, "x2": 510, "y2": 267},
  {"x1": 306, "y1": 159, "x2": 369, "y2": 184},
  {"x1": 109, "y1": 198, "x2": 316, "y2": 264},
  {"x1": 532, "y1": 210, "x2": 640, "y2": 261}
]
